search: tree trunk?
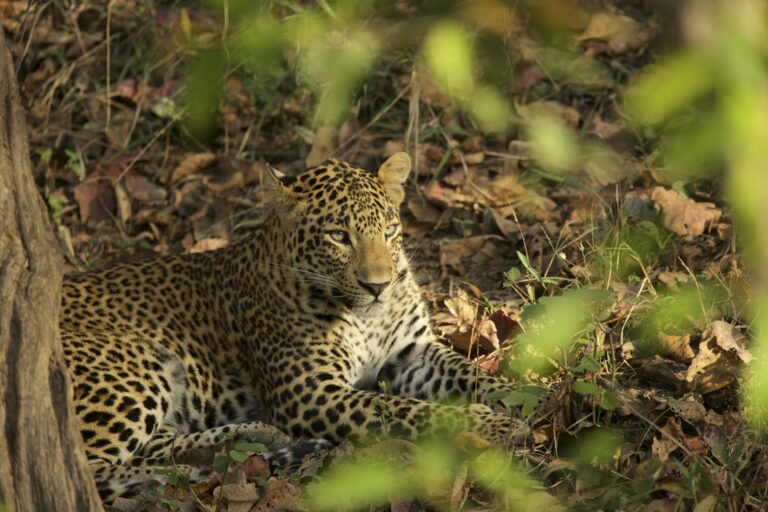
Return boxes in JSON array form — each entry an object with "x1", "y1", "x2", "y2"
[{"x1": 0, "y1": 28, "x2": 103, "y2": 512}]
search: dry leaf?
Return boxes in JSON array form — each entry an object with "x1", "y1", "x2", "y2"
[
  {"x1": 651, "y1": 187, "x2": 722, "y2": 236},
  {"x1": 653, "y1": 417, "x2": 689, "y2": 465},
  {"x1": 115, "y1": 78, "x2": 143, "y2": 104},
  {"x1": 633, "y1": 356, "x2": 687, "y2": 392},
  {"x1": 202, "y1": 171, "x2": 245, "y2": 194},
  {"x1": 213, "y1": 483, "x2": 260, "y2": 512},
  {"x1": 114, "y1": 181, "x2": 132, "y2": 224},
  {"x1": 652, "y1": 435, "x2": 677, "y2": 463},
  {"x1": 306, "y1": 126, "x2": 338, "y2": 167},
  {"x1": 408, "y1": 197, "x2": 442, "y2": 224},
  {"x1": 438, "y1": 235, "x2": 500, "y2": 275},
  {"x1": 415, "y1": 68, "x2": 450, "y2": 108},
  {"x1": 125, "y1": 171, "x2": 167, "y2": 203},
  {"x1": 686, "y1": 323, "x2": 748, "y2": 394},
  {"x1": 73, "y1": 179, "x2": 116, "y2": 226},
  {"x1": 578, "y1": 12, "x2": 654, "y2": 53},
  {"x1": 666, "y1": 394, "x2": 707, "y2": 423},
  {"x1": 243, "y1": 454, "x2": 270, "y2": 478},
  {"x1": 515, "y1": 100, "x2": 580, "y2": 128},
  {"x1": 657, "y1": 271, "x2": 690, "y2": 292},
  {"x1": 188, "y1": 238, "x2": 228, "y2": 254},
  {"x1": 384, "y1": 139, "x2": 406, "y2": 156},
  {"x1": 655, "y1": 332, "x2": 695, "y2": 363},
  {"x1": 422, "y1": 181, "x2": 454, "y2": 209},
  {"x1": 170, "y1": 152, "x2": 216, "y2": 184},
  {"x1": 251, "y1": 478, "x2": 301, "y2": 512},
  {"x1": 705, "y1": 320, "x2": 751, "y2": 363},
  {"x1": 339, "y1": 115, "x2": 360, "y2": 154},
  {"x1": 434, "y1": 289, "x2": 500, "y2": 353},
  {"x1": 105, "y1": 111, "x2": 134, "y2": 148},
  {"x1": 589, "y1": 114, "x2": 625, "y2": 140},
  {"x1": 483, "y1": 208, "x2": 519, "y2": 239}
]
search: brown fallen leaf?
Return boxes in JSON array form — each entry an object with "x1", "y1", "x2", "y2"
[
  {"x1": 422, "y1": 181, "x2": 454, "y2": 209},
  {"x1": 73, "y1": 178, "x2": 116, "y2": 226},
  {"x1": 105, "y1": 110, "x2": 134, "y2": 148},
  {"x1": 212, "y1": 483, "x2": 260, "y2": 512},
  {"x1": 655, "y1": 332, "x2": 695, "y2": 363},
  {"x1": 306, "y1": 126, "x2": 338, "y2": 167},
  {"x1": 415, "y1": 143, "x2": 447, "y2": 176},
  {"x1": 115, "y1": 78, "x2": 144, "y2": 104},
  {"x1": 125, "y1": 171, "x2": 167, "y2": 203},
  {"x1": 515, "y1": 100, "x2": 580, "y2": 128},
  {"x1": 109, "y1": 497, "x2": 144, "y2": 512},
  {"x1": 704, "y1": 320, "x2": 751, "y2": 363},
  {"x1": 114, "y1": 181, "x2": 132, "y2": 225},
  {"x1": 589, "y1": 114, "x2": 626, "y2": 140},
  {"x1": 338, "y1": 115, "x2": 360, "y2": 156},
  {"x1": 666, "y1": 394, "x2": 707, "y2": 423},
  {"x1": 407, "y1": 197, "x2": 442, "y2": 224},
  {"x1": 170, "y1": 152, "x2": 216, "y2": 184},
  {"x1": 243, "y1": 454, "x2": 270, "y2": 478},
  {"x1": 632, "y1": 356, "x2": 687, "y2": 392},
  {"x1": 652, "y1": 433, "x2": 677, "y2": 464},
  {"x1": 578, "y1": 12, "x2": 654, "y2": 53},
  {"x1": 384, "y1": 139, "x2": 406, "y2": 156},
  {"x1": 650, "y1": 187, "x2": 722, "y2": 236},
  {"x1": 415, "y1": 67, "x2": 450, "y2": 108},
  {"x1": 657, "y1": 271, "x2": 690, "y2": 292},
  {"x1": 251, "y1": 478, "x2": 301, "y2": 512},
  {"x1": 188, "y1": 238, "x2": 229, "y2": 254},
  {"x1": 686, "y1": 325, "x2": 745, "y2": 394},
  {"x1": 483, "y1": 207, "x2": 519, "y2": 239},
  {"x1": 202, "y1": 170, "x2": 245, "y2": 194},
  {"x1": 438, "y1": 235, "x2": 501, "y2": 276},
  {"x1": 567, "y1": 194, "x2": 606, "y2": 225},
  {"x1": 434, "y1": 289, "x2": 499, "y2": 353}
]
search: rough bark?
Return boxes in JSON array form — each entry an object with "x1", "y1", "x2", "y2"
[{"x1": 0, "y1": 28, "x2": 103, "y2": 511}]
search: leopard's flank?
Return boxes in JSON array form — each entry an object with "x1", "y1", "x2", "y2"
[{"x1": 60, "y1": 153, "x2": 522, "y2": 500}]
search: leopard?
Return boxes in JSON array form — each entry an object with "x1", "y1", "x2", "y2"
[{"x1": 60, "y1": 152, "x2": 525, "y2": 501}]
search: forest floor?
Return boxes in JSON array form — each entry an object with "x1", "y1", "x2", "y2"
[{"x1": 3, "y1": 1, "x2": 762, "y2": 511}]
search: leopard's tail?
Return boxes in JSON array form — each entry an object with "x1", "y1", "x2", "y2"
[{"x1": 264, "y1": 438, "x2": 335, "y2": 470}]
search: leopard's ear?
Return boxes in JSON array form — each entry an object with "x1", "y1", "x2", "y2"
[
  {"x1": 376, "y1": 152, "x2": 411, "y2": 205},
  {"x1": 262, "y1": 165, "x2": 301, "y2": 208}
]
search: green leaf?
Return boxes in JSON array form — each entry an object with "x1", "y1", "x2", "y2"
[
  {"x1": 573, "y1": 381, "x2": 601, "y2": 396},
  {"x1": 693, "y1": 495, "x2": 718, "y2": 512},
  {"x1": 213, "y1": 455, "x2": 230, "y2": 473},
  {"x1": 516, "y1": 251, "x2": 543, "y2": 283},
  {"x1": 503, "y1": 266, "x2": 521, "y2": 286},
  {"x1": 229, "y1": 449, "x2": 248, "y2": 462},
  {"x1": 500, "y1": 391, "x2": 539, "y2": 417},
  {"x1": 598, "y1": 390, "x2": 621, "y2": 411},
  {"x1": 234, "y1": 442, "x2": 268, "y2": 453},
  {"x1": 485, "y1": 390, "x2": 511, "y2": 400},
  {"x1": 573, "y1": 355, "x2": 600, "y2": 374}
]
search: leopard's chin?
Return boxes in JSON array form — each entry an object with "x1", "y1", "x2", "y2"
[{"x1": 356, "y1": 300, "x2": 389, "y2": 317}]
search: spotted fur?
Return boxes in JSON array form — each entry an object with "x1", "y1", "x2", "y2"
[{"x1": 61, "y1": 153, "x2": 522, "y2": 501}]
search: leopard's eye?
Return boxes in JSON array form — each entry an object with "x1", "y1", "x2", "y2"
[
  {"x1": 328, "y1": 230, "x2": 351, "y2": 245},
  {"x1": 384, "y1": 223, "x2": 399, "y2": 239}
]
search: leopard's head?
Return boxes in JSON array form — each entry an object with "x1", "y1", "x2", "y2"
[{"x1": 264, "y1": 153, "x2": 411, "y2": 310}]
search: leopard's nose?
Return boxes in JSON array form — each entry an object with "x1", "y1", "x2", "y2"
[{"x1": 358, "y1": 279, "x2": 389, "y2": 297}]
